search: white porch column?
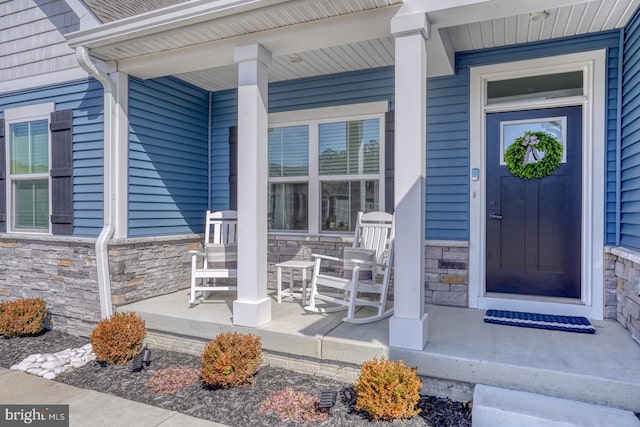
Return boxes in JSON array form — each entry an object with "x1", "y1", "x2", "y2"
[
  {"x1": 232, "y1": 44, "x2": 272, "y2": 327},
  {"x1": 389, "y1": 12, "x2": 430, "y2": 350}
]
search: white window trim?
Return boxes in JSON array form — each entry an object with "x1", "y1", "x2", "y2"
[
  {"x1": 469, "y1": 50, "x2": 606, "y2": 320},
  {"x1": 4, "y1": 102, "x2": 55, "y2": 235},
  {"x1": 268, "y1": 101, "x2": 388, "y2": 235},
  {"x1": 269, "y1": 101, "x2": 388, "y2": 125}
]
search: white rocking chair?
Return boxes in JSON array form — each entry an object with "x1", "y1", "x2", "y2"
[
  {"x1": 189, "y1": 210, "x2": 237, "y2": 305},
  {"x1": 304, "y1": 211, "x2": 395, "y2": 324}
]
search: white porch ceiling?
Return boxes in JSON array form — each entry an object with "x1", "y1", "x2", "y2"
[
  {"x1": 444, "y1": 0, "x2": 638, "y2": 51},
  {"x1": 82, "y1": 0, "x2": 403, "y2": 61},
  {"x1": 69, "y1": 0, "x2": 640, "y2": 92},
  {"x1": 175, "y1": 37, "x2": 395, "y2": 90}
]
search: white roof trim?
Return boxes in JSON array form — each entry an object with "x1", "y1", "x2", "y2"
[{"x1": 66, "y1": 0, "x2": 293, "y2": 48}]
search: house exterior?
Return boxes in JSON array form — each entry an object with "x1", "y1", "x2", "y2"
[{"x1": 1, "y1": 0, "x2": 640, "y2": 350}]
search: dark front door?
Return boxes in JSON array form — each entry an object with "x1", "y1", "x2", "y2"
[{"x1": 486, "y1": 106, "x2": 582, "y2": 298}]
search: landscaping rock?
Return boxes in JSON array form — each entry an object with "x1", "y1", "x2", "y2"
[{"x1": 12, "y1": 344, "x2": 96, "y2": 380}]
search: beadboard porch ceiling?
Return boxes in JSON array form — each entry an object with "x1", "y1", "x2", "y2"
[{"x1": 67, "y1": 0, "x2": 640, "y2": 91}]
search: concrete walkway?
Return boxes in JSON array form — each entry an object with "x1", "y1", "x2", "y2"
[{"x1": 0, "y1": 368, "x2": 228, "y2": 427}]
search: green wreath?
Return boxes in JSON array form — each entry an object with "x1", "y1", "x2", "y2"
[{"x1": 504, "y1": 131, "x2": 563, "y2": 179}]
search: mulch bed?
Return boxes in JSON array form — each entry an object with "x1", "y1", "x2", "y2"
[{"x1": 0, "y1": 329, "x2": 472, "y2": 426}]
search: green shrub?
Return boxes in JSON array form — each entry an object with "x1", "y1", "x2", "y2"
[
  {"x1": 0, "y1": 298, "x2": 47, "y2": 337},
  {"x1": 90, "y1": 312, "x2": 146, "y2": 365},
  {"x1": 201, "y1": 332, "x2": 262, "y2": 388},
  {"x1": 354, "y1": 357, "x2": 422, "y2": 421}
]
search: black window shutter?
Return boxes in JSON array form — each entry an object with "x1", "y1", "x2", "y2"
[
  {"x1": 384, "y1": 110, "x2": 394, "y2": 214},
  {"x1": 0, "y1": 119, "x2": 5, "y2": 232},
  {"x1": 229, "y1": 126, "x2": 238, "y2": 210},
  {"x1": 50, "y1": 110, "x2": 73, "y2": 235}
]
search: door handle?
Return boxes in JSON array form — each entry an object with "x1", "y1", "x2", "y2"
[{"x1": 489, "y1": 214, "x2": 503, "y2": 220}]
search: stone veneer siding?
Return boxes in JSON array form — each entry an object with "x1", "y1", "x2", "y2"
[
  {"x1": 109, "y1": 233, "x2": 470, "y2": 308},
  {"x1": 267, "y1": 234, "x2": 350, "y2": 287},
  {"x1": 604, "y1": 250, "x2": 620, "y2": 320},
  {"x1": 424, "y1": 240, "x2": 469, "y2": 307},
  {"x1": 607, "y1": 246, "x2": 640, "y2": 344},
  {"x1": 267, "y1": 235, "x2": 469, "y2": 307},
  {"x1": 0, "y1": 235, "x2": 100, "y2": 336},
  {"x1": 0, "y1": 232, "x2": 470, "y2": 336},
  {"x1": 108, "y1": 235, "x2": 202, "y2": 306}
]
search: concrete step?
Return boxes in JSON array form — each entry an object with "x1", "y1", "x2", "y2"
[
  {"x1": 472, "y1": 384, "x2": 640, "y2": 427},
  {"x1": 122, "y1": 293, "x2": 640, "y2": 412}
]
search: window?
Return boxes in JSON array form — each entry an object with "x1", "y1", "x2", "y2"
[
  {"x1": 500, "y1": 117, "x2": 567, "y2": 165},
  {"x1": 4, "y1": 103, "x2": 54, "y2": 233},
  {"x1": 487, "y1": 71, "x2": 583, "y2": 105},
  {"x1": 268, "y1": 103, "x2": 386, "y2": 233}
]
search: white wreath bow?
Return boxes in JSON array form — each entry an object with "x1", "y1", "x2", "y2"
[{"x1": 521, "y1": 134, "x2": 542, "y2": 165}]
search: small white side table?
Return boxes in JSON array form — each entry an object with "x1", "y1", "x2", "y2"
[{"x1": 276, "y1": 260, "x2": 315, "y2": 304}]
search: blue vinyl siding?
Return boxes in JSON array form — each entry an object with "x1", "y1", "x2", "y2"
[
  {"x1": 621, "y1": 10, "x2": 640, "y2": 250},
  {"x1": 128, "y1": 76, "x2": 209, "y2": 236},
  {"x1": 210, "y1": 89, "x2": 237, "y2": 212},
  {"x1": 0, "y1": 78, "x2": 104, "y2": 236},
  {"x1": 457, "y1": 31, "x2": 622, "y2": 244},
  {"x1": 269, "y1": 67, "x2": 394, "y2": 112},
  {"x1": 425, "y1": 73, "x2": 470, "y2": 240}
]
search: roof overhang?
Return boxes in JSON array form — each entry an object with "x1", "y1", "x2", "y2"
[
  {"x1": 67, "y1": 0, "x2": 296, "y2": 49},
  {"x1": 110, "y1": 6, "x2": 400, "y2": 79},
  {"x1": 66, "y1": 0, "x2": 639, "y2": 90}
]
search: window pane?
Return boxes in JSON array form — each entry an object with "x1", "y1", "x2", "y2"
[
  {"x1": 502, "y1": 118, "x2": 565, "y2": 164},
  {"x1": 14, "y1": 180, "x2": 49, "y2": 231},
  {"x1": 268, "y1": 182, "x2": 308, "y2": 231},
  {"x1": 268, "y1": 125, "x2": 309, "y2": 177},
  {"x1": 31, "y1": 121, "x2": 49, "y2": 173},
  {"x1": 487, "y1": 71, "x2": 583, "y2": 105},
  {"x1": 10, "y1": 120, "x2": 49, "y2": 175},
  {"x1": 319, "y1": 119, "x2": 379, "y2": 175},
  {"x1": 321, "y1": 180, "x2": 379, "y2": 232},
  {"x1": 10, "y1": 123, "x2": 31, "y2": 175}
]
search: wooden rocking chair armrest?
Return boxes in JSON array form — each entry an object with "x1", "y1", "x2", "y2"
[
  {"x1": 347, "y1": 258, "x2": 378, "y2": 267},
  {"x1": 188, "y1": 250, "x2": 206, "y2": 257},
  {"x1": 345, "y1": 259, "x2": 389, "y2": 273},
  {"x1": 311, "y1": 253, "x2": 341, "y2": 262}
]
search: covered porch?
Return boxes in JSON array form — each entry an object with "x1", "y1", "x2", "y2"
[
  {"x1": 120, "y1": 289, "x2": 640, "y2": 413},
  {"x1": 64, "y1": 0, "x2": 640, "y2": 354}
]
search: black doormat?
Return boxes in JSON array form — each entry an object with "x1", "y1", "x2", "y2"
[{"x1": 484, "y1": 309, "x2": 596, "y2": 334}]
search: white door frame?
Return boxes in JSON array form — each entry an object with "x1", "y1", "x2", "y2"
[{"x1": 469, "y1": 50, "x2": 606, "y2": 320}]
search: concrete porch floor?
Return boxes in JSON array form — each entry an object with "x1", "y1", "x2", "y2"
[{"x1": 121, "y1": 289, "x2": 640, "y2": 412}]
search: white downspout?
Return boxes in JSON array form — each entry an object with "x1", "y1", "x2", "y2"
[{"x1": 76, "y1": 46, "x2": 115, "y2": 319}]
